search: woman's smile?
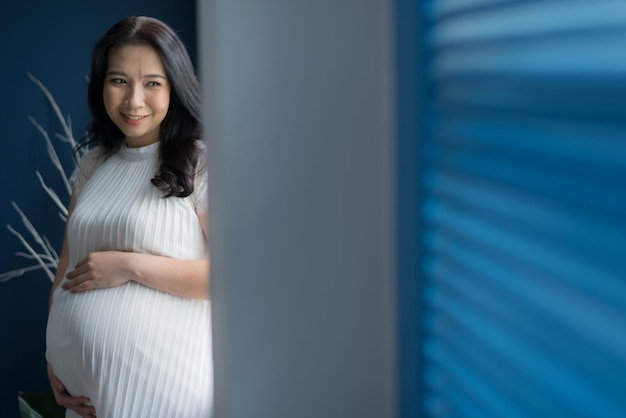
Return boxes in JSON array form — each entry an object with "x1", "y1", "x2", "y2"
[
  {"x1": 121, "y1": 113, "x2": 149, "y2": 125},
  {"x1": 103, "y1": 44, "x2": 170, "y2": 147}
]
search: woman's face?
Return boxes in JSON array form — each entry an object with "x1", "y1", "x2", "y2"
[{"x1": 103, "y1": 44, "x2": 171, "y2": 148}]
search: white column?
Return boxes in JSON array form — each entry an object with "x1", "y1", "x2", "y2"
[{"x1": 198, "y1": 1, "x2": 396, "y2": 417}]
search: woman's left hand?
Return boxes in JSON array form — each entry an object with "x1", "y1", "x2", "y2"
[{"x1": 63, "y1": 251, "x2": 136, "y2": 293}]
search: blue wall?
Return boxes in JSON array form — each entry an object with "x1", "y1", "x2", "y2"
[
  {"x1": 395, "y1": 0, "x2": 422, "y2": 416},
  {"x1": 0, "y1": 2, "x2": 195, "y2": 416}
]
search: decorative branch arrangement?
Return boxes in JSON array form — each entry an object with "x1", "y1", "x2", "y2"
[{"x1": 0, "y1": 73, "x2": 85, "y2": 282}]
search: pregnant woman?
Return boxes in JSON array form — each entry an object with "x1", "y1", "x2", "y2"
[{"x1": 46, "y1": 16, "x2": 212, "y2": 418}]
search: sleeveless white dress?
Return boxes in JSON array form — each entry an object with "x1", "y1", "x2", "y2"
[{"x1": 46, "y1": 141, "x2": 212, "y2": 418}]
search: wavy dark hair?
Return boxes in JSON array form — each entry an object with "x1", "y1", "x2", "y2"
[{"x1": 77, "y1": 16, "x2": 201, "y2": 197}]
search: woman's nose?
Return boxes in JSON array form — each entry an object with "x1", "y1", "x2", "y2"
[{"x1": 125, "y1": 85, "x2": 144, "y2": 108}]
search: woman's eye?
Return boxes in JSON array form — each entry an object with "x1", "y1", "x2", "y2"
[
  {"x1": 146, "y1": 81, "x2": 160, "y2": 87},
  {"x1": 110, "y1": 78, "x2": 126, "y2": 84}
]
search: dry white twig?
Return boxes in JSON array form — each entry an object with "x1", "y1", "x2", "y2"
[
  {"x1": 1, "y1": 74, "x2": 79, "y2": 282},
  {"x1": 28, "y1": 116, "x2": 72, "y2": 195},
  {"x1": 0, "y1": 263, "x2": 56, "y2": 282},
  {"x1": 27, "y1": 72, "x2": 75, "y2": 147},
  {"x1": 36, "y1": 171, "x2": 68, "y2": 221},
  {"x1": 5, "y1": 224, "x2": 55, "y2": 281},
  {"x1": 43, "y1": 235, "x2": 60, "y2": 261},
  {"x1": 11, "y1": 202, "x2": 56, "y2": 263},
  {"x1": 14, "y1": 252, "x2": 57, "y2": 263}
]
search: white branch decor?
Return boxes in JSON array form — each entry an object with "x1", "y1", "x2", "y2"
[
  {"x1": 28, "y1": 116, "x2": 72, "y2": 196},
  {"x1": 27, "y1": 72, "x2": 74, "y2": 146},
  {"x1": 0, "y1": 73, "x2": 82, "y2": 283}
]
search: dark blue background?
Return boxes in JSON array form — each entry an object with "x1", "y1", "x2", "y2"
[{"x1": 0, "y1": 2, "x2": 195, "y2": 416}]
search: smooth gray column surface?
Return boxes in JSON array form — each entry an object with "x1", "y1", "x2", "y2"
[{"x1": 198, "y1": 2, "x2": 395, "y2": 417}]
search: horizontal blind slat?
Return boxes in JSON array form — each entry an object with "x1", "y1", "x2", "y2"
[
  {"x1": 426, "y1": 287, "x2": 623, "y2": 416},
  {"x1": 427, "y1": 172, "x2": 626, "y2": 267},
  {"x1": 434, "y1": 82, "x2": 626, "y2": 121},
  {"x1": 419, "y1": 0, "x2": 626, "y2": 415},
  {"x1": 432, "y1": 31, "x2": 626, "y2": 76},
  {"x1": 431, "y1": 1, "x2": 626, "y2": 45},
  {"x1": 427, "y1": 240, "x2": 626, "y2": 378},
  {"x1": 423, "y1": 193, "x2": 626, "y2": 317},
  {"x1": 431, "y1": 117, "x2": 626, "y2": 169}
]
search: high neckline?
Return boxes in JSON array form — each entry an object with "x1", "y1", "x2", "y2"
[{"x1": 119, "y1": 140, "x2": 160, "y2": 161}]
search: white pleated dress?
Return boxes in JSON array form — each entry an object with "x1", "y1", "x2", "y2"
[{"x1": 46, "y1": 141, "x2": 212, "y2": 418}]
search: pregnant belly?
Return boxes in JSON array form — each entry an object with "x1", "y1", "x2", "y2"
[{"x1": 46, "y1": 281, "x2": 212, "y2": 412}]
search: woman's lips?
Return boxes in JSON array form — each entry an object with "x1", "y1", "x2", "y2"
[{"x1": 121, "y1": 113, "x2": 148, "y2": 125}]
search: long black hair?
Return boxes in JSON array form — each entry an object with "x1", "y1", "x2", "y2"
[{"x1": 78, "y1": 16, "x2": 201, "y2": 198}]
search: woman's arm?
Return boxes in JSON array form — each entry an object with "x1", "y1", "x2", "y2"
[
  {"x1": 49, "y1": 193, "x2": 77, "y2": 310},
  {"x1": 63, "y1": 252, "x2": 209, "y2": 299},
  {"x1": 62, "y1": 212, "x2": 210, "y2": 300},
  {"x1": 48, "y1": 193, "x2": 96, "y2": 417}
]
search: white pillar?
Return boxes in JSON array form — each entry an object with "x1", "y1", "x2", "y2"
[{"x1": 198, "y1": 1, "x2": 396, "y2": 417}]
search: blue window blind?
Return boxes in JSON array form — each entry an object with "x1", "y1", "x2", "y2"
[{"x1": 410, "y1": 0, "x2": 626, "y2": 416}]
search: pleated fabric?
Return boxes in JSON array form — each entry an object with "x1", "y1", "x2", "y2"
[{"x1": 46, "y1": 141, "x2": 212, "y2": 418}]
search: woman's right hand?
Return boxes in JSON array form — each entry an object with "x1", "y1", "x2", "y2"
[{"x1": 47, "y1": 363, "x2": 97, "y2": 418}]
